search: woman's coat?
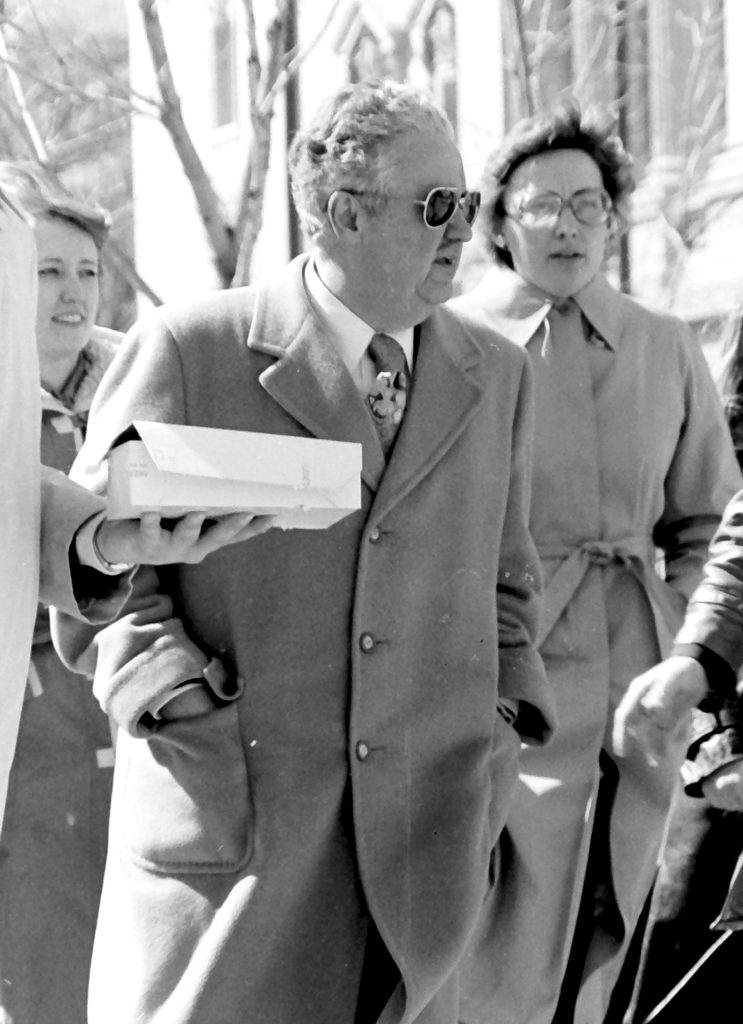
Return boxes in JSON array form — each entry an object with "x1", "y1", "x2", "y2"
[
  {"x1": 55, "y1": 256, "x2": 555, "y2": 1024},
  {"x1": 0, "y1": 328, "x2": 120, "y2": 1024},
  {"x1": 450, "y1": 266, "x2": 742, "y2": 1024}
]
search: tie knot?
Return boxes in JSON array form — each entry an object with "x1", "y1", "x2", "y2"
[{"x1": 368, "y1": 332, "x2": 407, "y2": 376}]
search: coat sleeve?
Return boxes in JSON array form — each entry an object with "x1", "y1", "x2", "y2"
[
  {"x1": 51, "y1": 314, "x2": 217, "y2": 737},
  {"x1": 495, "y1": 350, "x2": 556, "y2": 745},
  {"x1": 40, "y1": 465, "x2": 133, "y2": 620},
  {"x1": 674, "y1": 488, "x2": 743, "y2": 670},
  {"x1": 672, "y1": 491, "x2": 743, "y2": 794},
  {"x1": 654, "y1": 323, "x2": 742, "y2": 601}
]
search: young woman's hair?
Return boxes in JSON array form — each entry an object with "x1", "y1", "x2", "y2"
[{"x1": 0, "y1": 162, "x2": 110, "y2": 250}]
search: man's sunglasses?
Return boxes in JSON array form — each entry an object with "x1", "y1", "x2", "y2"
[
  {"x1": 414, "y1": 186, "x2": 481, "y2": 229},
  {"x1": 339, "y1": 186, "x2": 481, "y2": 229}
]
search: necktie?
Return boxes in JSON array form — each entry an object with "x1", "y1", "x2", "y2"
[{"x1": 367, "y1": 332, "x2": 410, "y2": 456}]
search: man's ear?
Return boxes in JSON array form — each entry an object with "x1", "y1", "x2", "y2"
[{"x1": 327, "y1": 189, "x2": 359, "y2": 237}]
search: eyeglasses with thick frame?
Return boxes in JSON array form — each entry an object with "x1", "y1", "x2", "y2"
[
  {"x1": 505, "y1": 187, "x2": 612, "y2": 227},
  {"x1": 339, "y1": 186, "x2": 481, "y2": 229}
]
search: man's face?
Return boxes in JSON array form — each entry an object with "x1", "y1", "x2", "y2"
[
  {"x1": 501, "y1": 149, "x2": 612, "y2": 299},
  {"x1": 351, "y1": 126, "x2": 474, "y2": 331}
]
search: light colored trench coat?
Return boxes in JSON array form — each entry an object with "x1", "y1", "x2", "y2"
[
  {"x1": 0, "y1": 194, "x2": 119, "y2": 832},
  {"x1": 450, "y1": 266, "x2": 741, "y2": 1024},
  {"x1": 54, "y1": 256, "x2": 556, "y2": 1024},
  {"x1": 0, "y1": 196, "x2": 40, "y2": 829},
  {"x1": 0, "y1": 329, "x2": 120, "y2": 1024}
]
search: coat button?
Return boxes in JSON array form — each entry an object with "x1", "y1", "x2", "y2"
[
  {"x1": 356, "y1": 741, "x2": 370, "y2": 761},
  {"x1": 369, "y1": 526, "x2": 381, "y2": 544},
  {"x1": 359, "y1": 632, "x2": 375, "y2": 653}
]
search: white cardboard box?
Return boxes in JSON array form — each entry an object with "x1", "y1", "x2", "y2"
[{"x1": 106, "y1": 421, "x2": 362, "y2": 530}]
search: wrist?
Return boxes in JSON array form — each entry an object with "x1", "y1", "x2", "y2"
[
  {"x1": 92, "y1": 521, "x2": 136, "y2": 575},
  {"x1": 670, "y1": 642, "x2": 737, "y2": 703},
  {"x1": 667, "y1": 655, "x2": 709, "y2": 706}
]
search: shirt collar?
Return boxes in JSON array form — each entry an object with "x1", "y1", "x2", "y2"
[
  {"x1": 571, "y1": 274, "x2": 621, "y2": 351},
  {"x1": 304, "y1": 258, "x2": 414, "y2": 372},
  {"x1": 471, "y1": 266, "x2": 619, "y2": 351}
]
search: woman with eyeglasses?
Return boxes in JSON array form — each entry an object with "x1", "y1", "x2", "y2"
[{"x1": 450, "y1": 102, "x2": 741, "y2": 1024}]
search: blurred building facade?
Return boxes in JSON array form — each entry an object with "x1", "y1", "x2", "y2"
[{"x1": 127, "y1": 0, "x2": 743, "y2": 338}]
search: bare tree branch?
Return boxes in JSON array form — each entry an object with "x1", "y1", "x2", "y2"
[
  {"x1": 571, "y1": 23, "x2": 608, "y2": 102},
  {"x1": 0, "y1": 20, "x2": 160, "y2": 308},
  {"x1": 232, "y1": 0, "x2": 351, "y2": 284},
  {"x1": 103, "y1": 234, "x2": 163, "y2": 308},
  {"x1": 0, "y1": 87, "x2": 43, "y2": 159},
  {"x1": 231, "y1": 0, "x2": 288, "y2": 285},
  {"x1": 0, "y1": 20, "x2": 48, "y2": 161},
  {"x1": 243, "y1": 0, "x2": 263, "y2": 93},
  {"x1": 0, "y1": 50, "x2": 160, "y2": 118},
  {"x1": 49, "y1": 116, "x2": 132, "y2": 170},
  {"x1": 138, "y1": 0, "x2": 235, "y2": 285},
  {"x1": 259, "y1": 0, "x2": 348, "y2": 117},
  {"x1": 504, "y1": 0, "x2": 537, "y2": 117}
]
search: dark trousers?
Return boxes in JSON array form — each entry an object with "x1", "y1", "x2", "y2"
[{"x1": 354, "y1": 919, "x2": 400, "y2": 1024}]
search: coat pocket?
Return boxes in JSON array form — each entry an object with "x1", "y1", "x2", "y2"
[{"x1": 113, "y1": 701, "x2": 253, "y2": 874}]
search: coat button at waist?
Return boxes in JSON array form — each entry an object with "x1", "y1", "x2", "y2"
[
  {"x1": 369, "y1": 526, "x2": 381, "y2": 543},
  {"x1": 356, "y1": 741, "x2": 370, "y2": 761},
  {"x1": 359, "y1": 632, "x2": 375, "y2": 653}
]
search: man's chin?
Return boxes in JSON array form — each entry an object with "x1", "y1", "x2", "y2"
[{"x1": 419, "y1": 276, "x2": 456, "y2": 309}]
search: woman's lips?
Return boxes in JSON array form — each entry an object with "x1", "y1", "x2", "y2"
[{"x1": 52, "y1": 312, "x2": 85, "y2": 324}]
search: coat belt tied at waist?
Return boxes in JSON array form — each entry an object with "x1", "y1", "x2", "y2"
[{"x1": 536, "y1": 538, "x2": 682, "y2": 654}]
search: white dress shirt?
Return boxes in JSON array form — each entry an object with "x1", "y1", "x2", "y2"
[{"x1": 303, "y1": 259, "x2": 414, "y2": 392}]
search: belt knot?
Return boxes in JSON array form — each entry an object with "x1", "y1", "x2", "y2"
[{"x1": 581, "y1": 540, "x2": 630, "y2": 566}]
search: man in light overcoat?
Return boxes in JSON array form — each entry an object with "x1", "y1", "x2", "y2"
[{"x1": 54, "y1": 80, "x2": 555, "y2": 1024}]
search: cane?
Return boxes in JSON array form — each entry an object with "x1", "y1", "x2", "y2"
[{"x1": 638, "y1": 930, "x2": 733, "y2": 1023}]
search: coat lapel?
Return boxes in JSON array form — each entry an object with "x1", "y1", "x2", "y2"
[
  {"x1": 370, "y1": 306, "x2": 484, "y2": 521},
  {"x1": 246, "y1": 258, "x2": 484, "y2": 508},
  {"x1": 247, "y1": 257, "x2": 386, "y2": 492}
]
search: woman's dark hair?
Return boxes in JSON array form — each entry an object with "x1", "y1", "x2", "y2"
[{"x1": 479, "y1": 99, "x2": 635, "y2": 267}]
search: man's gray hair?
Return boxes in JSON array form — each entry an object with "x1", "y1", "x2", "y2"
[{"x1": 288, "y1": 79, "x2": 454, "y2": 240}]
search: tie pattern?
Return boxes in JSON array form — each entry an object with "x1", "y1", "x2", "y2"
[{"x1": 367, "y1": 332, "x2": 410, "y2": 456}]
